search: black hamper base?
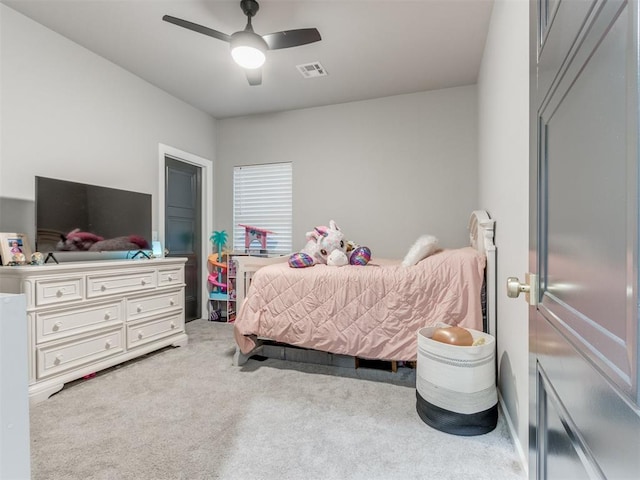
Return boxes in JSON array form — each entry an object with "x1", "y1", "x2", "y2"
[{"x1": 416, "y1": 391, "x2": 498, "y2": 436}]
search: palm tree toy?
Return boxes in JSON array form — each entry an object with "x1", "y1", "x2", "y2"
[{"x1": 210, "y1": 230, "x2": 228, "y2": 255}]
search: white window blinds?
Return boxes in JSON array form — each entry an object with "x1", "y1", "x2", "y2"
[{"x1": 233, "y1": 163, "x2": 292, "y2": 255}]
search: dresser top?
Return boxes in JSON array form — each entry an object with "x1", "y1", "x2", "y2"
[{"x1": 0, "y1": 257, "x2": 187, "y2": 278}]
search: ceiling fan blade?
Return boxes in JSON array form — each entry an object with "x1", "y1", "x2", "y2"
[
  {"x1": 262, "y1": 28, "x2": 321, "y2": 50},
  {"x1": 245, "y1": 68, "x2": 262, "y2": 86},
  {"x1": 162, "y1": 15, "x2": 231, "y2": 43}
]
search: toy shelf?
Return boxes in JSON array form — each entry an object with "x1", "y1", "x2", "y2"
[
  {"x1": 207, "y1": 252, "x2": 245, "y2": 322},
  {"x1": 208, "y1": 252, "x2": 228, "y2": 321}
]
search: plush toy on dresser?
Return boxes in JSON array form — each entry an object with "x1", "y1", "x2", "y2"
[{"x1": 288, "y1": 220, "x2": 371, "y2": 268}]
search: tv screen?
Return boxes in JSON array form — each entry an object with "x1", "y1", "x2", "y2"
[{"x1": 35, "y1": 176, "x2": 152, "y2": 256}]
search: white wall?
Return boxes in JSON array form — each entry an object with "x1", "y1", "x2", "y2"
[
  {"x1": 477, "y1": 0, "x2": 530, "y2": 468},
  {"x1": 215, "y1": 86, "x2": 478, "y2": 259},
  {"x1": 0, "y1": 5, "x2": 217, "y2": 247}
]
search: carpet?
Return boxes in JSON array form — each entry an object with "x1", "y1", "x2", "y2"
[{"x1": 29, "y1": 319, "x2": 525, "y2": 480}]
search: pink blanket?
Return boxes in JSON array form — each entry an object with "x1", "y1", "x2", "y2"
[{"x1": 233, "y1": 247, "x2": 486, "y2": 361}]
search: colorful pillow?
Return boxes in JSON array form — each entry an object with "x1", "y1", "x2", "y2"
[{"x1": 349, "y1": 246, "x2": 371, "y2": 265}]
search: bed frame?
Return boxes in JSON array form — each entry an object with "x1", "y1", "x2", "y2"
[{"x1": 232, "y1": 210, "x2": 496, "y2": 367}]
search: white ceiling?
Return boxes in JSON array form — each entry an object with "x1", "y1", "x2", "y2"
[{"x1": 2, "y1": 0, "x2": 494, "y2": 119}]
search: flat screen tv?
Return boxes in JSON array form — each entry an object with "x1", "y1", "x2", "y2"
[{"x1": 35, "y1": 176, "x2": 152, "y2": 260}]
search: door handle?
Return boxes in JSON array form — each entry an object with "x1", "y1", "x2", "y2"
[{"x1": 506, "y1": 273, "x2": 538, "y2": 306}]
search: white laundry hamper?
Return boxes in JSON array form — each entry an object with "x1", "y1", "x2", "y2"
[{"x1": 415, "y1": 325, "x2": 498, "y2": 436}]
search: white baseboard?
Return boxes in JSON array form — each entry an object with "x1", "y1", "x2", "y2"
[{"x1": 498, "y1": 391, "x2": 529, "y2": 478}]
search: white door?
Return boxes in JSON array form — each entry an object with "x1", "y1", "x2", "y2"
[{"x1": 527, "y1": 0, "x2": 640, "y2": 478}]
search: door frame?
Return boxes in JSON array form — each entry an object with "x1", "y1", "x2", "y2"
[{"x1": 158, "y1": 143, "x2": 213, "y2": 321}]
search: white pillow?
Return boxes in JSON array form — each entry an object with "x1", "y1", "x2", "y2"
[{"x1": 401, "y1": 234, "x2": 439, "y2": 267}]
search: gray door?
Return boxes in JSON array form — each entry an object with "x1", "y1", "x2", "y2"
[
  {"x1": 528, "y1": 0, "x2": 640, "y2": 478},
  {"x1": 165, "y1": 156, "x2": 201, "y2": 322}
]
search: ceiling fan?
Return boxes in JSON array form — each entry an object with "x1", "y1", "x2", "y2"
[{"x1": 163, "y1": 0, "x2": 322, "y2": 86}]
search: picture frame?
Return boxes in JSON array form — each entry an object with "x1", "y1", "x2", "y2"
[{"x1": 0, "y1": 232, "x2": 32, "y2": 266}]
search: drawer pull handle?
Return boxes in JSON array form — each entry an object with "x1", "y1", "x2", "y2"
[
  {"x1": 53, "y1": 321, "x2": 63, "y2": 331},
  {"x1": 104, "y1": 311, "x2": 111, "y2": 320},
  {"x1": 169, "y1": 298, "x2": 175, "y2": 306},
  {"x1": 101, "y1": 285, "x2": 107, "y2": 292},
  {"x1": 168, "y1": 275, "x2": 174, "y2": 281},
  {"x1": 56, "y1": 289, "x2": 63, "y2": 297},
  {"x1": 105, "y1": 340, "x2": 112, "y2": 349},
  {"x1": 137, "y1": 331, "x2": 144, "y2": 340},
  {"x1": 54, "y1": 354, "x2": 63, "y2": 365},
  {"x1": 141, "y1": 279, "x2": 147, "y2": 286},
  {"x1": 170, "y1": 322, "x2": 176, "y2": 329},
  {"x1": 137, "y1": 305, "x2": 143, "y2": 313}
]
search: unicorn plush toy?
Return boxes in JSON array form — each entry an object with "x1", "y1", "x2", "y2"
[{"x1": 288, "y1": 220, "x2": 371, "y2": 268}]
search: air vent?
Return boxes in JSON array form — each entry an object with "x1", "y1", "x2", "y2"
[{"x1": 297, "y1": 62, "x2": 328, "y2": 78}]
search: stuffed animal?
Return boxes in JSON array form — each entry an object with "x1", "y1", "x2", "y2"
[
  {"x1": 288, "y1": 221, "x2": 371, "y2": 268},
  {"x1": 57, "y1": 228, "x2": 150, "y2": 252},
  {"x1": 288, "y1": 220, "x2": 347, "y2": 268}
]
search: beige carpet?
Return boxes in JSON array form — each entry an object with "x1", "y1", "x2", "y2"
[{"x1": 29, "y1": 319, "x2": 525, "y2": 480}]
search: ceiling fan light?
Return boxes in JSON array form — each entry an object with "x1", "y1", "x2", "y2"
[
  {"x1": 231, "y1": 45, "x2": 266, "y2": 69},
  {"x1": 230, "y1": 31, "x2": 267, "y2": 69}
]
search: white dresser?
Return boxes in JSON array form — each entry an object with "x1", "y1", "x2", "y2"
[{"x1": 0, "y1": 257, "x2": 188, "y2": 405}]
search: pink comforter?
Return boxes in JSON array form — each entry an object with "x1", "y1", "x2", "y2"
[{"x1": 233, "y1": 247, "x2": 486, "y2": 361}]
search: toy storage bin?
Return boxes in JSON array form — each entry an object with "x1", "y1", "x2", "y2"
[{"x1": 415, "y1": 325, "x2": 498, "y2": 436}]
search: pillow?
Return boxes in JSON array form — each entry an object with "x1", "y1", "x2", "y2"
[{"x1": 401, "y1": 234, "x2": 439, "y2": 267}]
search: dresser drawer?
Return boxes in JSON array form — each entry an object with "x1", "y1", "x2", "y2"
[
  {"x1": 87, "y1": 270, "x2": 156, "y2": 298},
  {"x1": 127, "y1": 313, "x2": 183, "y2": 349},
  {"x1": 126, "y1": 290, "x2": 182, "y2": 321},
  {"x1": 158, "y1": 267, "x2": 183, "y2": 287},
  {"x1": 36, "y1": 301, "x2": 123, "y2": 344},
  {"x1": 35, "y1": 277, "x2": 83, "y2": 306},
  {"x1": 36, "y1": 328, "x2": 124, "y2": 379}
]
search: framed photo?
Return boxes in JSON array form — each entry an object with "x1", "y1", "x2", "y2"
[{"x1": 0, "y1": 232, "x2": 32, "y2": 265}]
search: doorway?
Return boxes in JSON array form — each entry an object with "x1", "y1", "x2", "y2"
[
  {"x1": 158, "y1": 144, "x2": 213, "y2": 322},
  {"x1": 165, "y1": 157, "x2": 201, "y2": 322}
]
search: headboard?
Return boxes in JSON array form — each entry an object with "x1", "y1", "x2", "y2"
[{"x1": 469, "y1": 210, "x2": 496, "y2": 337}]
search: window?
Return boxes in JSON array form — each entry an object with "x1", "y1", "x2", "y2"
[{"x1": 233, "y1": 163, "x2": 292, "y2": 255}]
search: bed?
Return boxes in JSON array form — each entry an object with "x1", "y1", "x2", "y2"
[{"x1": 232, "y1": 210, "x2": 496, "y2": 367}]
